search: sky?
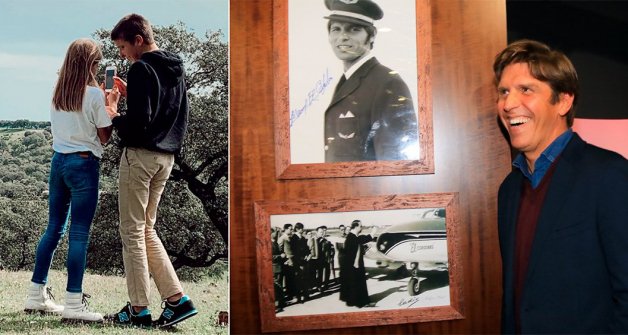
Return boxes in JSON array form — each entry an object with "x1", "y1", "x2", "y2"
[
  {"x1": 0, "y1": 0, "x2": 228, "y2": 121},
  {"x1": 270, "y1": 208, "x2": 441, "y2": 231}
]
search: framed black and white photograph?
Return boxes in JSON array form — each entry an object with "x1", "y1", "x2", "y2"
[
  {"x1": 254, "y1": 193, "x2": 463, "y2": 332},
  {"x1": 273, "y1": 0, "x2": 434, "y2": 179}
]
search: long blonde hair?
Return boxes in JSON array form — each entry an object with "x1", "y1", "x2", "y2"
[{"x1": 52, "y1": 38, "x2": 103, "y2": 112}]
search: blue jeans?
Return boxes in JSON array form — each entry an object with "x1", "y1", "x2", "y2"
[{"x1": 31, "y1": 151, "x2": 100, "y2": 293}]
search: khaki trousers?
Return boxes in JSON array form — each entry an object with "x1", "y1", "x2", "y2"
[{"x1": 118, "y1": 147, "x2": 182, "y2": 306}]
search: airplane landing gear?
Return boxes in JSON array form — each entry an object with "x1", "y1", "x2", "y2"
[{"x1": 407, "y1": 262, "x2": 421, "y2": 296}]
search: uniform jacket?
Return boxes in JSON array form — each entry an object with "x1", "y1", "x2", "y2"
[
  {"x1": 498, "y1": 133, "x2": 628, "y2": 334},
  {"x1": 277, "y1": 233, "x2": 294, "y2": 266},
  {"x1": 324, "y1": 57, "x2": 418, "y2": 162},
  {"x1": 290, "y1": 234, "x2": 310, "y2": 266},
  {"x1": 322, "y1": 238, "x2": 335, "y2": 263},
  {"x1": 271, "y1": 241, "x2": 283, "y2": 274}
]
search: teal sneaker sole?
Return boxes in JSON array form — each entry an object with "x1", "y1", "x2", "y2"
[{"x1": 158, "y1": 308, "x2": 198, "y2": 328}]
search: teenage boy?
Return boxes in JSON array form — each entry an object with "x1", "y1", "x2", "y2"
[{"x1": 105, "y1": 13, "x2": 196, "y2": 328}]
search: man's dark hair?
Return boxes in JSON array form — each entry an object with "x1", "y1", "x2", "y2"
[
  {"x1": 493, "y1": 39, "x2": 579, "y2": 127},
  {"x1": 283, "y1": 223, "x2": 293, "y2": 231},
  {"x1": 327, "y1": 20, "x2": 376, "y2": 49},
  {"x1": 350, "y1": 220, "x2": 361, "y2": 229},
  {"x1": 295, "y1": 222, "x2": 304, "y2": 230},
  {"x1": 111, "y1": 13, "x2": 155, "y2": 44}
]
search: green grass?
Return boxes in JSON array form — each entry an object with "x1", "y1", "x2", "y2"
[{"x1": 0, "y1": 269, "x2": 228, "y2": 334}]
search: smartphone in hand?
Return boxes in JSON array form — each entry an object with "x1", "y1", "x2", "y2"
[{"x1": 105, "y1": 66, "x2": 116, "y2": 92}]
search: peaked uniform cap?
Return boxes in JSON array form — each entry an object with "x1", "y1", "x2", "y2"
[{"x1": 324, "y1": 0, "x2": 384, "y2": 26}]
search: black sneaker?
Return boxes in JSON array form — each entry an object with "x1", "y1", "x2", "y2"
[
  {"x1": 154, "y1": 295, "x2": 198, "y2": 328},
  {"x1": 105, "y1": 302, "x2": 152, "y2": 328}
]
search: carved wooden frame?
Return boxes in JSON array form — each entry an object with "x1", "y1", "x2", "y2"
[{"x1": 254, "y1": 193, "x2": 463, "y2": 332}]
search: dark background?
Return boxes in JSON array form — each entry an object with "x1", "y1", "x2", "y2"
[{"x1": 506, "y1": 0, "x2": 628, "y2": 119}]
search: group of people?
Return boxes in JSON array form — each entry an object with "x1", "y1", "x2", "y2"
[
  {"x1": 272, "y1": 219, "x2": 379, "y2": 311},
  {"x1": 23, "y1": 13, "x2": 197, "y2": 328},
  {"x1": 272, "y1": 223, "x2": 336, "y2": 311}
]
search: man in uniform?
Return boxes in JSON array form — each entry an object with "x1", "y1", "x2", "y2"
[
  {"x1": 290, "y1": 223, "x2": 311, "y2": 303},
  {"x1": 323, "y1": 0, "x2": 418, "y2": 162}
]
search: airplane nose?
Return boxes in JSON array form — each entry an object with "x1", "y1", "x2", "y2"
[{"x1": 378, "y1": 240, "x2": 388, "y2": 251}]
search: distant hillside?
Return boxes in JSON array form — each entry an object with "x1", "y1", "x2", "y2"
[
  {"x1": 0, "y1": 128, "x2": 45, "y2": 142},
  {"x1": 0, "y1": 119, "x2": 50, "y2": 130}
]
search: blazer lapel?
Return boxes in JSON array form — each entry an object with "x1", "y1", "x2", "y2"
[
  {"x1": 328, "y1": 58, "x2": 379, "y2": 107},
  {"x1": 523, "y1": 136, "x2": 583, "y2": 284},
  {"x1": 502, "y1": 172, "x2": 523, "y2": 285},
  {"x1": 504, "y1": 175, "x2": 523, "y2": 256}
]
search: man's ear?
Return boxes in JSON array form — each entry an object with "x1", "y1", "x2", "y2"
[
  {"x1": 558, "y1": 92, "x2": 575, "y2": 117},
  {"x1": 134, "y1": 35, "x2": 144, "y2": 46}
]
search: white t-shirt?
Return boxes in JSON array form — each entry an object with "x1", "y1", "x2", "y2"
[{"x1": 51, "y1": 86, "x2": 112, "y2": 158}]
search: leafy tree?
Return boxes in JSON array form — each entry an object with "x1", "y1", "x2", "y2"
[
  {"x1": 0, "y1": 129, "x2": 55, "y2": 270},
  {"x1": 0, "y1": 199, "x2": 57, "y2": 271},
  {"x1": 22, "y1": 131, "x2": 47, "y2": 149}
]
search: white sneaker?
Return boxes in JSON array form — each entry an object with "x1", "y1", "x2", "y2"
[
  {"x1": 24, "y1": 283, "x2": 64, "y2": 315},
  {"x1": 61, "y1": 292, "x2": 103, "y2": 323}
]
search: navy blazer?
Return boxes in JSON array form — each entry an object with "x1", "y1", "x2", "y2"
[
  {"x1": 324, "y1": 57, "x2": 418, "y2": 162},
  {"x1": 498, "y1": 133, "x2": 628, "y2": 334}
]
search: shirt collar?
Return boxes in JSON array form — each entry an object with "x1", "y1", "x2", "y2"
[
  {"x1": 344, "y1": 53, "x2": 374, "y2": 79},
  {"x1": 513, "y1": 129, "x2": 573, "y2": 187}
]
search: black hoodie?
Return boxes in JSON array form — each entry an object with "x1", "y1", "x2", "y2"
[{"x1": 112, "y1": 50, "x2": 189, "y2": 154}]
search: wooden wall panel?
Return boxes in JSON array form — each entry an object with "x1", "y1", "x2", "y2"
[{"x1": 230, "y1": 0, "x2": 511, "y2": 333}]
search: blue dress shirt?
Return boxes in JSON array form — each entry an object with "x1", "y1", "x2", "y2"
[{"x1": 512, "y1": 129, "x2": 574, "y2": 188}]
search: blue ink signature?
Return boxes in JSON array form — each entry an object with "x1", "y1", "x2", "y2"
[{"x1": 290, "y1": 69, "x2": 333, "y2": 127}]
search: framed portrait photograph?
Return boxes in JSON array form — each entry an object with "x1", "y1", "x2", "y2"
[
  {"x1": 254, "y1": 193, "x2": 463, "y2": 332},
  {"x1": 273, "y1": 0, "x2": 434, "y2": 179}
]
